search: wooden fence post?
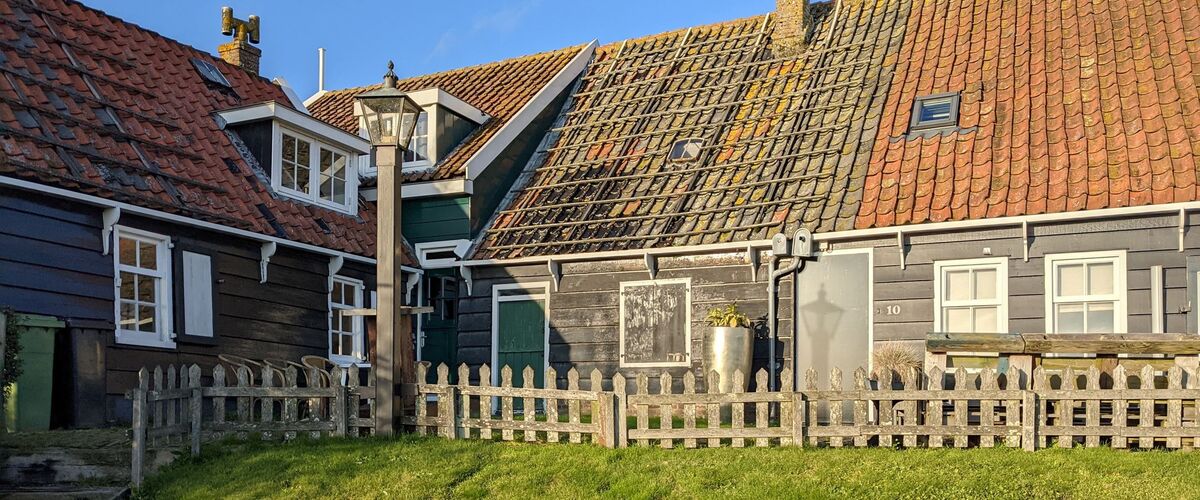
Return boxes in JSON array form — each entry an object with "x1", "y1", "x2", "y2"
[
  {"x1": 189, "y1": 364, "x2": 202, "y2": 456},
  {"x1": 612, "y1": 372, "x2": 627, "y2": 448},
  {"x1": 597, "y1": 392, "x2": 616, "y2": 449},
  {"x1": 1021, "y1": 389, "x2": 1037, "y2": 452},
  {"x1": 546, "y1": 367, "x2": 560, "y2": 443},
  {"x1": 131, "y1": 368, "x2": 149, "y2": 487},
  {"x1": 332, "y1": 366, "x2": 347, "y2": 437},
  {"x1": 791, "y1": 391, "x2": 806, "y2": 447},
  {"x1": 437, "y1": 364, "x2": 455, "y2": 440},
  {"x1": 780, "y1": 368, "x2": 794, "y2": 447}
]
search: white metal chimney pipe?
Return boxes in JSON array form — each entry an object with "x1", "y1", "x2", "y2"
[{"x1": 317, "y1": 47, "x2": 326, "y2": 92}]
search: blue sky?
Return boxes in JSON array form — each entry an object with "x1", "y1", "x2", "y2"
[{"x1": 87, "y1": 0, "x2": 774, "y2": 99}]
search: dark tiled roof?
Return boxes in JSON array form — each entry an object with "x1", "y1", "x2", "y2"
[
  {"x1": 857, "y1": 0, "x2": 1200, "y2": 227},
  {"x1": 0, "y1": 0, "x2": 401, "y2": 261},
  {"x1": 474, "y1": 4, "x2": 910, "y2": 259},
  {"x1": 306, "y1": 45, "x2": 585, "y2": 183}
]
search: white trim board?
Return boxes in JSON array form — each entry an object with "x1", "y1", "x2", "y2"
[
  {"x1": 490, "y1": 282, "x2": 551, "y2": 386},
  {"x1": 464, "y1": 41, "x2": 597, "y2": 182},
  {"x1": 462, "y1": 199, "x2": 1200, "y2": 267},
  {"x1": 0, "y1": 175, "x2": 424, "y2": 274},
  {"x1": 216, "y1": 101, "x2": 369, "y2": 154},
  {"x1": 401, "y1": 88, "x2": 489, "y2": 125}
]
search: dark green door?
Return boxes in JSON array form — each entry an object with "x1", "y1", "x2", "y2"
[
  {"x1": 420, "y1": 272, "x2": 458, "y2": 382},
  {"x1": 496, "y1": 298, "x2": 545, "y2": 393}
]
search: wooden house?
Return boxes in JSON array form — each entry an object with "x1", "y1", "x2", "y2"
[
  {"x1": 458, "y1": 0, "x2": 1200, "y2": 393},
  {"x1": 305, "y1": 43, "x2": 594, "y2": 374},
  {"x1": 0, "y1": 0, "x2": 419, "y2": 427}
]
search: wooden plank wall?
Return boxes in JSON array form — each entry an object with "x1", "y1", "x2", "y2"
[
  {"x1": 870, "y1": 213, "x2": 1191, "y2": 350},
  {"x1": 458, "y1": 251, "x2": 791, "y2": 394},
  {"x1": 0, "y1": 187, "x2": 377, "y2": 425}
]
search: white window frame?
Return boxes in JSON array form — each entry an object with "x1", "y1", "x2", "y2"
[
  {"x1": 113, "y1": 226, "x2": 175, "y2": 348},
  {"x1": 489, "y1": 282, "x2": 550, "y2": 386},
  {"x1": 618, "y1": 277, "x2": 693, "y2": 368},
  {"x1": 933, "y1": 257, "x2": 1010, "y2": 334},
  {"x1": 1044, "y1": 250, "x2": 1128, "y2": 334},
  {"x1": 329, "y1": 275, "x2": 365, "y2": 366},
  {"x1": 414, "y1": 239, "x2": 470, "y2": 269},
  {"x1": 401, "y1": 109, "x2": 432, "y2": 172},
  {"x1": 271, "y1": 124, "x2": 359, "y2": 214}
]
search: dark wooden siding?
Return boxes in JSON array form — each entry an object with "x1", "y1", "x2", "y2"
[
  {"x1": 0, "y1": 187, "x2": 378, "y2": 426},
  {"x1": 463, "y1": 212, "x2": 1200, "y2": 390},
  {"x1": 458, "y1": 252, "x2": 790, "y2": 393}
]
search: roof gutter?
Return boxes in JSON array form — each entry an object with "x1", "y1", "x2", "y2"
[
  {"x1": 460, "y1": 201, "x2": 1200, "y2": 267},
  {"x1": 1, "y1": 175, "x2": 422, "y2": 274}
]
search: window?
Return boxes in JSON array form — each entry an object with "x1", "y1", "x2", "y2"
[
  {"x1": 1045, "y1": 251, "x2": 1127, "y2": 334},
  {"x1": 619, "y1": 278, "x2": 692, "y2": 367},
  {"x1": 934, "y1": 258, "x2": 1008, "y2": 333},
  {"x1": 330, "y1": 276, "x2": 364, "y2": 364},
  {"x1": 910, "y1": 92, "x2": 960, "y2": 131},
  {"x1": 191, "y1": 58, "x2": 230, "y2": 87},
  {"x1": 274, "y1": 127, "x2": 357, "y2": 212},
  {"x1": 402, "y1": 111, "x2": 429, "y2": 168},
  {"x1": 668, "y1": 138, "x2": 704, "y2": 163},
  {"x1": 425, "y1": 276, "x2": 458, "y2": 321},
  {"x1": 114, "y1": 227, "x2": 174, "y2": 348}
]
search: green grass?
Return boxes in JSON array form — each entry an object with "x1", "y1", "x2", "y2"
[{"x1": 138, "y1": 436, "x2": 1200, "y2": 499}]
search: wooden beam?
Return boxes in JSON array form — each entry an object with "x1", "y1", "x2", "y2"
[
  {"x1": 926, "y1": 332, "x2": 1024, "y2": 353},
  {"x1": 927, "y1": 332, "x2": 1200, "y2": 355}
]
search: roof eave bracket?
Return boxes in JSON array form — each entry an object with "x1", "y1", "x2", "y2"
[
  {"x1": 896, "y1": 231, "x2": 907, "y2": 270},
  {"x1": 746, "y1": 245, "x2": 760, "y2": 283},
  {"x1": 644, "y1": 254, "x2": 658, "y2": 280},
  {"x1": 1022, "y1": 220, "x2": 1031, "y2": 262},
  {"x1": 260, "y1": 241, "x2": 277, "y2": 283},
  {"x1": 101, "y1": 207, "x2": 121, "y2": 255},
  {"x1": 1180, "y1": 208, "x2": 1188, "y2": 252},
  {"x1": 548, "y1": 259, "x2": 563, "y2": 292},
  {"x1": 460, "y1": 265, "x2": 474, "y2": 296}
]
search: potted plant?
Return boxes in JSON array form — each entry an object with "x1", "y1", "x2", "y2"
[{"x1": 703, "y1": 304, "x2": 754, "y2": 394}]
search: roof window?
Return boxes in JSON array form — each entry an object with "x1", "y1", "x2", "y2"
[
  {"x1": 191, "y1": 58, "x2": 231, "y2": 88},
  {"x1": 910, "y1": 92, "x2": 959, "y2": 132},
  {"x1": 668, "y1": 138, "x2": 704, "y2": 163}
]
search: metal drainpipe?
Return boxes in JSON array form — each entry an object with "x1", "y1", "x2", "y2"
[{"x1": 767, "y1": 255, "x2": 801, "y2": 391}]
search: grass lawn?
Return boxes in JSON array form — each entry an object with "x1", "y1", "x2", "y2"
[{"x1": 139, "y1": 436, "x2": 1200, "y2": 499}]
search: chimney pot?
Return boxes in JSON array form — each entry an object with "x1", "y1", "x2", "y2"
[{"x1": 218, "y1": 7, "x2": 261, "y2": 75}]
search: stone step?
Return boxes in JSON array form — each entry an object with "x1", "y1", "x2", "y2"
[{"x1": 1, "y1": 448, "x2": 129, "y2": 486}]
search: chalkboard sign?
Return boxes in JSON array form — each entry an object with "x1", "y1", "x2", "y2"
[{"x1": 619, "y1": 279, "x2": 691, "y2": 366}]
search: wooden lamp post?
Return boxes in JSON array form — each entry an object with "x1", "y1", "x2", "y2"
[{"x1": 355, "y1": 61, "x2": 423, "y2": 435}]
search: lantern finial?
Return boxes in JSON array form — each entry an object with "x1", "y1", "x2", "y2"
[{"x1": 383, "y1": 61, "x2": 397, "y2": 88}]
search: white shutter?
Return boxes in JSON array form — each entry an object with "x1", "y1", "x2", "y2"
[{"x1": 182, "y1": 251, "x2": 214, "y2": 337}]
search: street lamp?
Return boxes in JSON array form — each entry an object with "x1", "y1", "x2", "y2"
[{"x1": 354, "y1": 61, "x2": 421, "y2": 436}]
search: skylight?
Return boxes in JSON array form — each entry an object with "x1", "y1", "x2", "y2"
[
  {"x1": 668, "y1": 138, "x2": 704, "y2": 163},
  {"x1": 910, "y1": 92, "x2": 960, "y2": 131},
  {"x1": 191, "y1": 58, "x2": 231, "y2": 88}
]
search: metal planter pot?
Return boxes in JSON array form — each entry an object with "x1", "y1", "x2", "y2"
[{"x1": 704, "y1": 326, "x2": 753, "y2": 393}]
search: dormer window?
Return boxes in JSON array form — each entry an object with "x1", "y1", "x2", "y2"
[
  {"x1": 277, "y1": 128, "x2": 352, "y2": 207},
  {"x1": 217, "y1": 101, "x2": 369, "y2": 215},
  {"x1": 402, "y1": 111, "x2": 430, "y2": 168}
]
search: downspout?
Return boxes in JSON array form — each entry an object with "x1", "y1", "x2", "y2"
[{"x1": 768, "y1": 255, "x2": 801, "y2": 390}]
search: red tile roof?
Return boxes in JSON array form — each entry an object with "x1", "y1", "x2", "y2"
[
  {"x1": 858, "y1": 0, "x2": 1200, "y2": 228},
  {"x1": 306, "y1": 45, "x2": 585, "y2": 183},
  {"x1": 0, "y1": 0, "x2": 400, "y2": 261}
]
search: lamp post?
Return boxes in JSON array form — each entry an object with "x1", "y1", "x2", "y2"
[{"x1": 355, "y1": 61, "x2": 422, "y2": 435}]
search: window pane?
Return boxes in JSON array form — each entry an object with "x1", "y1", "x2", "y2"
[
  {"x1": 974, "y1": 306, "x2": 998, "y2": 332},
  {"x1": 919, "y1": 98, "x2": 953, "y2": 121},
  {"x1": 139, "y1": 241, "x2": 157, "y2": 270},
  {"x1": 297, "y1": 139, "x2": 310, "y2": 167},
  {"x1": 341, "y1": 314, "x2": 353, "y2": 332},
  {"x1": 1088, "y1": 262, "x2": 1114, "y2": 295},
  {"x1": 120, "y1": 271, "x2": 136, "y2": 300},
  {"x1": 945, "y1": 307, "x2": 973, "y2": 332},
  {"x1": 319, "y1": 172, "x2": 333, "y2": 200},
  {"x1": 1056, "y1": 303, "x2": 1085, "y2": 333},
  {"x1": 119, "y1": 237, "x2": 137, "y2": 266},
  {"x1": 137, "y1": 275, "x2": 156, "y2": 303},
  {"x1": 330, "y1": 333, "x2": 340, "y2": 355},
  {"x1": 120, "y1": 302, "x2": 136, "y2": 328},
  {"x1": 281, "y1": 166, "x2": 295, "y2": 190},
  {"x1": 331, "y1": 282, "x2": 343, "y2": 304},
  {"x1": 945, "y1": 270, "x2": 971, "y2": 301},
  {"x1": 282, "y1": 134, "x2": 296, "y2": 163},
  {"x1": 1057, "y1": 264, "x2": 1086, "y2": 297},
  {"x1": 341, "y1": 334, "x2": 353, "y2": 355},
  {"x1": 1086, "y1": 302, "x2": 1115, "y2": 333},
  {"x1": 137, "y1": 305, "x2": 156, "y2": 332},
  {"x1": 973, "y1": 269, "x2": 997, "y2": 300},
  {"x1": 295, "y1": 164, "x2": 311, "y2": 193}
]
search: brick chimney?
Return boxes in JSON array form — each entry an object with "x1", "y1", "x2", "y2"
[
  {"x1": 218, "y1": 7, "x2": 261, "y2": 75},
  {"x1": 773, "y1": 0, "x2": 809, "y2": 56}
]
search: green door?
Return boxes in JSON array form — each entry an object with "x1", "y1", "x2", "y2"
[
  {"x1": 496, "y1": 298, "x2": 545, "y2": 394},
  {"x1": 420, "y1": 272, "x2": 458, "y2": 382}
]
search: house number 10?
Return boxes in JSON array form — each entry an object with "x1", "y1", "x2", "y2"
[{"x1": 877, "y1": 305, "x2": 901, "y2": 316}]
